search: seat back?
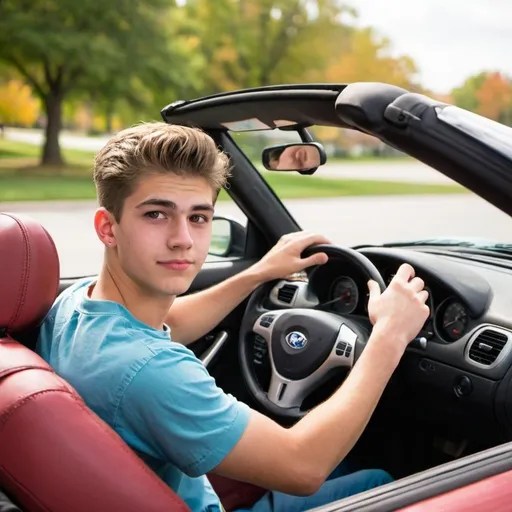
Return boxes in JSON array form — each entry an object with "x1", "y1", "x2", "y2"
[{"x1": 0, "y1": 212, "x2": 189, "y2": 512}]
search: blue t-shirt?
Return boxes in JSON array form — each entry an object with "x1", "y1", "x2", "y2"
[{"x1": 36, "y1": 278, "x2": 250, "y2": 512}]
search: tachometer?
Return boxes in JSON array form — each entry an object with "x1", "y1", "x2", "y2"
[
  {"x1": 441, "y1": 301, "x2": 468, "y2": 341},
  {"x1": 330, "y1": 276, "x2": 359, "y2": 314}
]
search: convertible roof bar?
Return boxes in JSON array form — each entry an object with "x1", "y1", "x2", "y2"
[{"x1": 160, "y1": 83, "x2": 350, "y2": 131}]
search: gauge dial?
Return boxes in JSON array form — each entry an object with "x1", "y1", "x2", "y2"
[
  {"x1": 441, "y1": 301, "x2": 468, "y2": 341},
  {"x1": 330, "y1": 276, "x2": 359, "y2": 314}
]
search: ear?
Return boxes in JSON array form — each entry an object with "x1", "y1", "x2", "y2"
[{"x1": 94, "y1": 208, "x2": 118, "y2": 248}]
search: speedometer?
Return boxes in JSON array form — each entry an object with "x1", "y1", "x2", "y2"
[
  {"x1": 441, "y1": 301, "x2": 468, "y2": 341},
  {"x1": 330, "y1": 276, "x2": 359, "y2": 314}
]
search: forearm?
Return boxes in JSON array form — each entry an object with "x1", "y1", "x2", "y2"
[
  {"x1": 289, "y1": 331, "x2": 401, "y2": 483},
  {"x1": 165, "y1": 267, "x2": 264, "y2": 344}
]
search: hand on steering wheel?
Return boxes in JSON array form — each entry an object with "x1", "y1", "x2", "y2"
[
  {"x1": 239, "y1": 244, "x2": 387, "y2": 419},
  {"x1": 239, "y1": 244, "x2": 429, "y2": 419}
]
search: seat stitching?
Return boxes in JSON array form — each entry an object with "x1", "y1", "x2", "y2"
[
  {"x1": 3, "y1": 215, "x2": 30, "y2": 328},
  {"x1": 0, "y1": 389, "x2": 72, "y2": 429},
  {"x1": 0, "y1": 365, "x2": 54, "y2": 379}
]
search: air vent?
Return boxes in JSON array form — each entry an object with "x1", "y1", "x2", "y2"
[
  {"x1": 468, "y1": 329, "x2": 509, "y2": 366},
  {"x1": 277, "y1": 284, "x2": 297, "y2": 304}
]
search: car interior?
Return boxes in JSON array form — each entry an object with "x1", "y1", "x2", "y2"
[{"x1": 3, "y1": 82, "x2": 512, "y2": 511}]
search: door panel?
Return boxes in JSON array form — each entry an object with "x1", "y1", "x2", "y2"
[
  {"x1": 398, "y1": 469, "x2": 512, "y2": 512},
  {"x1": 309, "y1": 441, "x2": 512, "y2": 512}
]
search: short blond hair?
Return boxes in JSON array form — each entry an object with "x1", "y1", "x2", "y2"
[{"x1": 93, "y1": 122, "x2": 231, "y2": 221}]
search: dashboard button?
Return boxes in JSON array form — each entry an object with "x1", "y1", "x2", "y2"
[
  {"x1": 259, "y1": 315, "x2": 275, "y2": 328},
  {"x1": 454, "y1": 375, "x2": 473, "y2": 397},
  {"x1": 336, "y1": 341, "x2": 348, "y2": 356}
]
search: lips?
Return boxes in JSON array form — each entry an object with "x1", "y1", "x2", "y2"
[{"x1": 158, "y1": 260, "x2": 193, "y2": 271}]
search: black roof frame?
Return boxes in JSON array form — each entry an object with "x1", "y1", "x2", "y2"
[{"x1": 160, "y1": 83, "x2": 351, "y2": 131}]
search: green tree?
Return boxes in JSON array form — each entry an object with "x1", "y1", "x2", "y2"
[
  {"x1": 0, "y1": 0, "x2": 190, "y2": 166},
  {"x1": 178, "y1": 0, "x2": 352, "y2": 94},
  {"x1": 451, "y1": 72, "x2": 488, "y2": 113}
]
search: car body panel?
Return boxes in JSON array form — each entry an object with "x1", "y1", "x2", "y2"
[{"x1": 398, "y1": 469, "x2": 512, "y2": 511}]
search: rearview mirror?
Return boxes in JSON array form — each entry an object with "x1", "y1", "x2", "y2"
[{"x1": 262, "y1": 142, "x2": 327, "y2": 172}]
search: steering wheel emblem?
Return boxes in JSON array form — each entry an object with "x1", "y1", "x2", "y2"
[{"x1": 285, "y1": 331, "x2": 308, "y2": 350}]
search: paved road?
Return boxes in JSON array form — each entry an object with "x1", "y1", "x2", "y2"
[
  {"x1": 6, "y1": 127, "x2": 112, "y2": 153},
  {"x1": 4, "y1": 195, "x2": 512, "y2": 277},
  {"x1": 5, "y1": 128, "x2": 455, "y2": 184}
]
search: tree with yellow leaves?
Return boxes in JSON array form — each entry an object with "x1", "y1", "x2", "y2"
[
  {"x1": 476, "y1": 72, "x2": 512, "y2": 125},
  {"x1": 323, "y1": 27, "x2": 419, "y2": 90},
  {"x1": 0, "y1": 80, "x2": 40, "y2": 126},
  {"x1": 451, "y1": 71, "x2": 512, "y2": 125}
]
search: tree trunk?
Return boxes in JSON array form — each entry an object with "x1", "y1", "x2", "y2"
[{"x1": 42, "y1": 91, "x2": 64, "y2": 166}]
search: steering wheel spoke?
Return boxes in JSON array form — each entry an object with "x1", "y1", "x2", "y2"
[{"x1": 267, "y1": 371, "x2": 309, "y2": 409}]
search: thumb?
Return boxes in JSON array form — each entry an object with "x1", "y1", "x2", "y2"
[{"x1": 367, "y1": 280, "x2": 381, "y2": 301}]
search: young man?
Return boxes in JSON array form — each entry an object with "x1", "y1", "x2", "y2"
[{"x1": 37, "y1": 123, "x2": 430, "y2": 512}]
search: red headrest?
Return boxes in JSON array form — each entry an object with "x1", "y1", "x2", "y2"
[{"x1": 0, "y1": 213, "x2": 60, "y2": 334}]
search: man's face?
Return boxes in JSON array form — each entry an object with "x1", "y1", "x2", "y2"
[
  {"x1": 275, "y1": 145, "x2": 320, "y2": 170},
  {"x1": 109, "y1": 173, "x2": 215, "y2": 298}
]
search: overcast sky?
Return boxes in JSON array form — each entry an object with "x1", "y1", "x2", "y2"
[{"x1": 347, "y1": 0, "x2": 512, "y2": 93}]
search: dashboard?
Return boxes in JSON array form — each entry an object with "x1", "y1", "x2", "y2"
[
  {"x1": 308, "y1": 254, "x2": 471, "y2": 345},
  {"x1": 253, "y1": 246, "x2": 512, "y2": 441}
]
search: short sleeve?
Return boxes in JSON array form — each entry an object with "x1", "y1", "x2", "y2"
[{"x1": 115, "y1": 345, "x2": 250, "y2": 477}]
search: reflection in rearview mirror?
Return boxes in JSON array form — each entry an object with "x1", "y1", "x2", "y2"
[{"x1": 262, "y1": 142, "x2": 327, "y2": 172}]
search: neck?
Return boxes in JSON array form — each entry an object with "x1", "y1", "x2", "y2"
[{"x1": 90, "y1": 261, "x2": 174, "y2": 331}]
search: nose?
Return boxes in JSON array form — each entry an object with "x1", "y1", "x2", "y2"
[{"x1": 167, "y1": 216, "x2": 193, "y2": 250}]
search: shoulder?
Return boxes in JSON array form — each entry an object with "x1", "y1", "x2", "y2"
[
  {"x1": 121, "y1": 343, "x2": 218, "y2": 396},
  {"x1": 41, "y1": 277, "x2": 94, "y2": 324}
]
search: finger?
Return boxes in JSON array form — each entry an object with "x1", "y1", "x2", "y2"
[
  {"x1": 394, "y1": 263, "x2": 415, "y2": 283},
  {"x1": 291, "y1": 232, "x2": 331, "y2": 251},
  {"x1": 283, "y1": 230, "x2": 313, "y2": 239},
  {"x1": 367, "y1": 280, "x2": 381, "y2": 301},
  {"x1": 409, "y1": 277, "x2": 425, "y2": 292},
  {"x1": 280, "y1": 231, "x2": 311, "y2": 246},
  {"x1": 417, "y1": 290, "x2": 429, "y2": 304},
  {"x1": 300, "y1": 252, "x2": 328, "y2": 269}
]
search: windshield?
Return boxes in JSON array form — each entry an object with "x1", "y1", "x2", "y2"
[{"x1": 232, "y1": 127, "x2": 512, "y2": 250}]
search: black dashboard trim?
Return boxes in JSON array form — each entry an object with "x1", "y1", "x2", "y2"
[{"x1": 359, "y1": 247, "x2": 492, "y2": 317}]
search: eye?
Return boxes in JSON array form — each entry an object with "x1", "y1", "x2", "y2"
[
  {"x1": 190, "y1": 214, "x2": 209, "y2": 224},
  {"x1": 144, "y1": 211, "x2": 166, "y2": 220}
]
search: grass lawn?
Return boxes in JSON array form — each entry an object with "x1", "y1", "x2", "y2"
[
  {"x1": 0, "y1": 138, "x2": 95, "y2": 166},
  {"x1": 0, "y1": 138, "x2": 466, "y2": 202},
  {"x1": 327, "y1": 154, "x2": 414, "y2": 164}
]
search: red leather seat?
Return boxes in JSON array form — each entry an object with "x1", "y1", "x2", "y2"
[{"x1": 0, "y1": 212, "x2": 190, "y2": 512}]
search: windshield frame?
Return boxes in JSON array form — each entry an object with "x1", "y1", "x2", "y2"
[{"x1": 436, "y1": 105, "x2": 512, "y2": 160}]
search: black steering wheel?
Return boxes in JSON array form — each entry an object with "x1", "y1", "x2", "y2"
[{"x1": 239, "y1": 244, "x2": 386, "y2": 419}]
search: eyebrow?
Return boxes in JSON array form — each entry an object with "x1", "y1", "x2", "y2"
[{"x1": 135, "y1": 198, "x2": 214, "y2": 212}]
